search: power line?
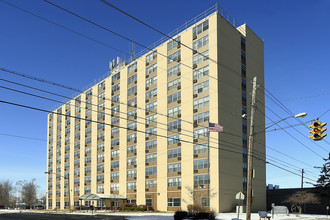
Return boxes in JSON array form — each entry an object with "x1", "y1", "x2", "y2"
[
  {"x1": 3, "y1": 79, "x2": 317, "y2": 178},
  {"x1": 0, "y1": 133, "x2": 46, "y2": 142},
  {"x1": 263, "y1": 103, "x2": 328, "y2": 153},
  {"x1": 0, "y1": 0, "x2": 129, "y2": 57},
  {"x1": 1, "y1": 98, "x2": 315, "y2": 182},
  {"x1": 2, "y1": 70, "x2": 318, "y2": 182}
]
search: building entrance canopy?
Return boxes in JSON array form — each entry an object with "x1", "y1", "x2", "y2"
[{"x1": 79, "y1": 193, "x2": 126, "y2": 201}]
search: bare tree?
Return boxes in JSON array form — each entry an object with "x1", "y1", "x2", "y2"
[
  {"x1": 283, "y1": 191, "x2": 319, "y2": 215},
  {"x1": 0, "y1": 180, "x2": 14, "y2": 206},
  {"x1": 182, "y1": 185, "x2": 216, "y2": 212},
  {"x1": 17, "y1": 179, "x2": 38, "y2": 207}
]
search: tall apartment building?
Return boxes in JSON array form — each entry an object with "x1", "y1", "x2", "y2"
[{"x1": 46, "y1": 6, "x2": 265, "y2": 212}]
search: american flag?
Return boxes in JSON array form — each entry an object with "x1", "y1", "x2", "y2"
[{"x1": 209, "y1": 122, "x2": 224, "y2": 132}]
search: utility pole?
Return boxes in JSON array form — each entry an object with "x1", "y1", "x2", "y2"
[
  {"x1": 301, "y1": 169, "x2": 304, "y2": 188},
  {"x1": 246, "y1": 77, "x2": 257, "y2": 220}
]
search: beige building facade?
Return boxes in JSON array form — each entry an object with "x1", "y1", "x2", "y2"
[{"x1": 46, "y1": 9, "x2": 266, "y2": 212}]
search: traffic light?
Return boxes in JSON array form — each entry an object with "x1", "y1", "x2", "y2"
[{"x1": 309, "y1": 120, "x2": 327, "y2": 141}]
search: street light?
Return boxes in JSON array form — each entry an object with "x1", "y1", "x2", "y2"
[
  {"x1": 246, "y1": 112, "x2": 307, "y2": 220},
  {"x1": 261, "y1": 112, "x2": 307, "y2": 131},
  {"x1": 45, "y1": 171, "x2": 71, "y2": 212}
]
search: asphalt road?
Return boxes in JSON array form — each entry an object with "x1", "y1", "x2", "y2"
[{"x1": 0, "y1": 213, "x2": 126, "y2": 220}]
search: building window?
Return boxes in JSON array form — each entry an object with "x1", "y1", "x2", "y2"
[
  {"x1": 146, "y1": 101, "x2": 157, "y2": 113},
  {"x1": 168, "y1": 198, "x2": 181, "y2": 207},
  {"x1": 168, "y1": 92, "x2": 181, "y2": 104},
  {"x1": 97, "y1": 175, "x2": 104, "y2": 182},
  {"x1": 167, "y1": 78, "x2": 181, "y2": 92},
  {"x1": 145, "y1": 166, "x2": 157, "y2": 176},
  {"x1": 193, "y1": 80, "x2": 209, "y2": 95},
  {"x1": 146, "y1": 87, "x2": 158, "y2": 100},
  {"x1": 146, "y1": 127, "x2": 157, "y2": 138},
  {"x1": 127, "y1": 109, "x2": 137, "y2": 120},
  {"x1": 97, "y1": 164, "x2": 104, "y2": 172},
  {"x1": 167, "y1": 36, "x2": 181, "y2": 51},
  {"x1": 128, "y1": 97, "x2": 137, "y2": 107},
  {"x1": 145, "y1": 179, "x2": 157, "y2": 189},
  {"x1": 168, "y1": 106, "x2": 181, "y2": 117},
  {"x1": 86, "y1": 89, "x2": 92, "y2": 99},
  {"x1": 145, "y1": 153, "x2": 157, "y2": 163},
  {"x1": 193, "y1": 127, "x2": 208, "y2": 139},
  {"x1": 127, "y1": 145, "x2": 137, "y2": 155},
  {"x1": 127, "y1": 133, "x2": 137, "y2": 143},
  {"x1": 85, "y1": 167, "x2": 91, "y2": 175},
  {"x1": 128, "y1": 62, "x2": 137, "y2": 73},
  {"x1": 193, "y1": 111, "x2": 209, "y2": 125},
  {"x1": 193, "y1": 96, "x2": 209, "y2": 110},
  {"x1": 146, "y1": 63, "x2": 157, "y2": 75},
  {"x1": 85, "y1": 176, "x2": 91, "y2": 184},
  {"x1": 193, "y1": 50, "x2": 209, "y2": 66},
  {"x1": 127, "y1": 121, "x2": 137, "y2": 131},
  {"x1": 242, "y1": 78, "x2": 246, "y2": 92},
  {"x1": 193, "y1": 35, "x2": 209, "y2": 50},
  {"x1": 111, "y1": 161, "x2": 119, "y2": 169},
  {"x1": 167, "y1": 148, "x2": 181, "y2": 159},
  {"x1": 127, "y1": 157, "x2": 137, "y2": 166},
  {"x1": 112, "y1": 72, "x2": 120, "y2": 83},
  {"x1": 128, "y1": 74, "x2": 137, "y2": 86},
  {"x1": 127, "y1": 182, "x2": 136, "y2": 191},
  {"x1": 167, "y1": 120, "x2": 181, "y2": 132},
  {"x1": 128, "y1": 85, "x2": 137, "y2": 97},
  {"x1": 167, "y1": 50, "x2": 181, "y2": 64},
  {"x1": 98, "y1": 91, "x2": 105, "y2": 101},
  {"x1": 242, "y1": 92, "x2": 246, "y2": 106},
  {"x1": 111, "y1": 128, "x2": 119, "y2": 137},
  {"x1": 127, "y1": 169, "x2": 137, "y2": 179},
  {"x1": 194, "y1": 174, "x2": 210, "y2": 186},
  {"x1": 146, "y1": 75, "x2": 157, "y2": 88},
  {"x1": 193, "y1": 158, "x2": 209, "y2": 170},
  {"x1": 193, "y1": 20, "x2": 208, "y2": 38},
  {"x1": 112, "y1": 94, "x2": 120, "y2": 104},
  {"x1": 111, "y1": 83, "x2": 120, "y2": 94},
  {"x1": 146, "y1": 51, "x2": 157, "y2": 63},
  {"x1": 146, "y1": 114, "x2": 157, "y2": 126},
  {"x1": 168, "y1": 134, "x2": 181, "y2": 145},
  {"x1": 168, "y1": 177, "x2": 181, "y2": 187},
  {"x1": 146, "y1": 140, "x2": 157, "y2": 151},
  {"x1": 146, "y1": 199, "x2": 152, "y2": 207},
  {"x1": 241, "y1": 51, "x2": 246, "y2": 65},
  {"x1": 111, "y1": 138, "x2": 119, "y2": 147},
  {"x1": 193, "y1": 143, "x2": 208, "y2": 155},
  {"x1": 111, "y1": 150, "x2": 120, "y2": 159},
  {"x1": 241, "y1": 65, "x2": 246, "y2": 77},
  {"x1": 168, "y1": 64, "x2": 181, "y2": 78},
  {"x1": 98, "y1": 81, "x2": 105, "y2": 91},
  {"x1": 111, "y1": 183, "x2": 119, "y2": 192},
  {"x1": 97, "y1": 153, "x2": 104, "y2": 162},
  {"x1": 168, "y1": 162, "x2": 181, "y2": 173},
  {"x1": 84, "y1": 186, "x2": 91, "y2": 194}
]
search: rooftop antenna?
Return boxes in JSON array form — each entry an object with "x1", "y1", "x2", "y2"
[{"x1": 129, "y1": 42, "x2": 136, "y2": 62}]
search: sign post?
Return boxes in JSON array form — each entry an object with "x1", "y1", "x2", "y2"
[{"x1": 236, "y1": 192, "x2": 245, "y2": 219}]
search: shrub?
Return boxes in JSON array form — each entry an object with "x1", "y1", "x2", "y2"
[
  {"x1": 174, "y1": 211, "x2": 188, "y2": 220},
  {"x1": 187, "y1": 204, "x2": 201, "y2": 213}
]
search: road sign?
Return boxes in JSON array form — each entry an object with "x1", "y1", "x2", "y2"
[{"x1": 235, "y1": 192, "x2": 245, "y2": 200}]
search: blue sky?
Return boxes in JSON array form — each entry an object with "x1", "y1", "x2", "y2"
[{"x1": 0, "y1": 0, "x2": 329, "y2": 196}]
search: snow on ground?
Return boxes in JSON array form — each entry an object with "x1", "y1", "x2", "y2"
[{"x1": 0, "y1": 209, "x2": 328, "y2": 220}]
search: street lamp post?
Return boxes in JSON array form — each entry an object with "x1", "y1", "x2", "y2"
[
  {"x1": 246, "y1": 109, "x2": 307, "y2": 220},
  {"x1": 45, "y1": 171, "x2": 71, "y2": 212}
]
